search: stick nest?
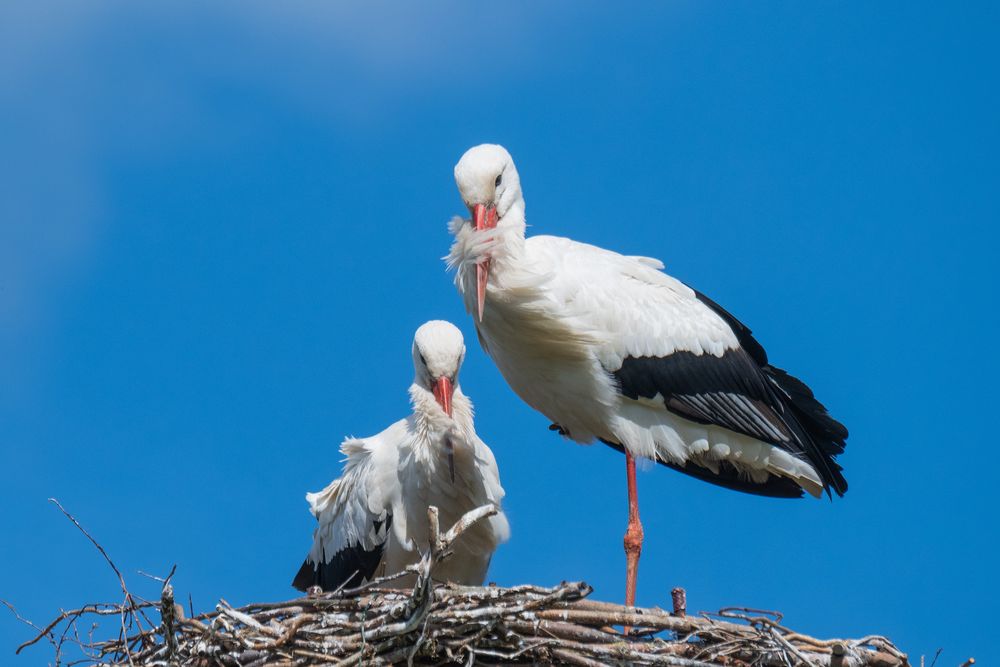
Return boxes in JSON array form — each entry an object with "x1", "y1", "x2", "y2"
[{"x1": 7, "y1": 504, "x2": 912, "y2": 667}]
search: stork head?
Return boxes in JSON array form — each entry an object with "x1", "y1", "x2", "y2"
[
  {"x1": 412, "y1": 320, "x2": 466, "y2": 418},
  {"x1": 454, "y1": 144, "x2": 522, "y2": 220},
  {"x1": 452, "y1": 144, "x2": 523, "y2": 320}
]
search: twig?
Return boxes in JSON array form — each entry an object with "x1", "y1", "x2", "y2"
[
  {"x1": 47, "y1": 497, "x2": 153, "y2": 646},
  {"x1": 48, "y1": 499, "x2": 131, "y2": 606},
  {"x1": 12, "y1": 503, "x2": 912, "y2": 667}
]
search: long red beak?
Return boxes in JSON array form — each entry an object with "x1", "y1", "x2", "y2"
[
  {"x1": 432, "y1": 376, "x2": 454, "y2": 418},
  {"x1": 472, "y1": 203, "x2": 498, "y2": 322}
]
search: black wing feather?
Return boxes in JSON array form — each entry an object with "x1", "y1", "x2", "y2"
[
  {"x1": 615, "y1": 351, "x2": 794, "y2": 446},
  {"x1": 610, "y1": 290, "x2": 848, "y2": 497},
  {"x1": 692, "y1": 289, "x2": 768, "y2": 365},
  {"x1": 291, "y1": 514, "x2": 393, "y2": 592}
]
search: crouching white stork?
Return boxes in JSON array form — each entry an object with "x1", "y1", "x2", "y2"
[
  {"x1": 447, "y1": 144, "x2": 848, "y2": 607},
  {"x1": 292, "y1": 320, "x2": 509, "y2": 592}
]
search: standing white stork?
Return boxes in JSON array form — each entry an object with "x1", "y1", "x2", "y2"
[
  {"x1": 292, "y1": 320, "x2": 509, "y2": 592},
  {"x1": 447, "y1": 144, "x2": 848, "y2": 607}
]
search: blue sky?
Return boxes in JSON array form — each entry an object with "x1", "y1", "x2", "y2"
[{"x1": 1, "y1": 1, "x2": 996, "y2": 663}]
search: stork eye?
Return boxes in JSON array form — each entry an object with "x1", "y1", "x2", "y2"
[
  {"x1": 495, "y1": 173, "x2": 503, "y2": 187},
  {"x1": 419, "y1": 353, "x2": 427, "y2": 366}
]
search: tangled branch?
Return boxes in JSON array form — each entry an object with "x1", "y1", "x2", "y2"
[{"x1": 5, "y1": 502, "x2": 928, "y2": 666}]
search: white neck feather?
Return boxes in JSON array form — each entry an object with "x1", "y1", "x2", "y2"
[
  {"x1": 408, "y1": 383, "x2": 475, "y2": 443},
  {"x1": 447, "y1": 199, "x2": 527, "y2": 312}
]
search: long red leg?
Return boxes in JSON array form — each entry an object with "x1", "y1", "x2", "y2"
[{"x1": 623, "y1": 450, "x2": 644, "y2": 609}]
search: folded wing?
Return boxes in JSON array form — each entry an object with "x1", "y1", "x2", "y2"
[
  {"x1": 292, "y1": 435, "x2": 398, "y2": 592},
  {"x1": 534, "y1": 237, "x2": 847, "y2": 497}
]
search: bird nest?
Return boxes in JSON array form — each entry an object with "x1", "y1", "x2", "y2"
[{"x1": 7, "y1": 503, "x2": 913, "y2": 667}]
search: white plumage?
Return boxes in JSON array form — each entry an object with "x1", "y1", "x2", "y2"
[
  {"x1": 292, "y1": 320, "x2": 509, "y2": 591},
  {"x1": 447, "y1": 144, "x2": 847, "y2": 500}
]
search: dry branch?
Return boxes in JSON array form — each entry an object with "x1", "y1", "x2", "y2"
[{"x1": 6, "y1": 502, "x2": 920, "y2": 667}]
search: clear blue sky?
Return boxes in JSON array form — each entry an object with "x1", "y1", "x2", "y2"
[{"x1": 2, "y1": 2, "x2": 996, "y2": 663}]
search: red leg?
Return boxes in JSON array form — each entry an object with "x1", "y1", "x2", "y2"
[{"x1": 623, "y1": 450, "x2": 644, "y2": 609}]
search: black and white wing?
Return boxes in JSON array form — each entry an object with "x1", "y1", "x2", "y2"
[
  {"x1": 291, "y1": 427, "x2": 402, "y2": 592},
  {"x1": 612, "y1": 299, "x2": 848, "y2": 497},
  {"x1": 535, "y1": 237, "x2": 848, "y2": 497}
]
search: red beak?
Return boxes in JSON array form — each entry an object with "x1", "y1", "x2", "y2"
[
  {"x1": 472, "y1": 203, "x2": 498, "y2": 322},
  {"x1": 432, "y1": 376, "x2": 454, "y2": 418}
]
